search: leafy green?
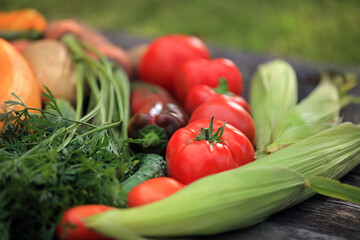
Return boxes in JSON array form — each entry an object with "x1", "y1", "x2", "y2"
[
  {"x1": 126, "y1": 124, "x2": 168, "y2": 155},
  {"x1": 0, "y1": 35, "x2": 137, "y2": 240},
  {"x1": 0, "y1": 92, "x2": 136, "y2": 240},
  {"x1": 121, "y1": 153, "x2": 166, "y2": 194}
]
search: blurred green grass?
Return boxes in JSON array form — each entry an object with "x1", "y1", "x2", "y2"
[{"x1": 2, "y1": 0, "x2": 360, "y2": 67}]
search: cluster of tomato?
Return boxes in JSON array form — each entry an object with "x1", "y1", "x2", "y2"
[{"x1": 128, "y1": 34, "x2": 256, "y2": 207}]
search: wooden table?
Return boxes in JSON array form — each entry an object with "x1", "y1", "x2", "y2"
[{"x1": 106, "y1": 32, "x2": 360, "y2": 240}]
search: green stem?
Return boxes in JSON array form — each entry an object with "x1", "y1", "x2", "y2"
[
  {"x1": 58, "y1": 61, "x2": 85, "y2": 149},
  {"x1": 213, "y1": 77, "x2": 233, "y2": 96},
  {"x1": 61, "y1": 33, "x2": 130, "y2": 151},
  {"x1": 107, "y1": 84, "x2": 115, "y2": 123},
  {"x1": 116, "y1": 68, "x2": 131, "y2": 140},
  {"x1": 75, "y1": 63, "x2": 84, "y2": 121},
  {"x1": 81, "y1": 40, "x2": 130, "y2": 127},
  {"x1": 193, "y1": 117, "x2": 226, "y2": 144},
  {"x1": 85, "y1": 51, "x2": 128, "y2": 140},
  {"x1": 27, "y1": 108, "x2": 97, "y2": 129},
  {"x1": 97, "y1": 71, "x2": 110, "y2": 124},
  {"x1": 10, "y1": 34, "x2": 131, "y2": 160},
  {"x1": 85, "y1": 69, "x2": 106, "y2": 125},
  {"x1": 87, "y1": 59, "x2": 121, "y2": 141},
  {"x1": 79, "y1": 121, "x2": 121, "y2": 139}
]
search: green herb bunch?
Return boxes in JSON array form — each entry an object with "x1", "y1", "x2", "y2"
[
  {"x1": 0, "y1": 35, "x2": 137, "y2": 240},
  {"x1": 0, "y1": 93, "x2": 136, "y2": 240}
]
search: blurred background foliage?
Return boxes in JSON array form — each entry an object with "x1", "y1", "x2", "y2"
[{"x1": 1, "y1": 0, "x2": 360, "y2": 67}]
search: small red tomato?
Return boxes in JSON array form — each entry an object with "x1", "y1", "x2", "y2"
[
  {"x1": 189, "y1": 99, "x2": 256, "y2": 145},
  {"x1": 174, "y1": 58, "x2": 243, "y2": 104},
  {"x1": 185, "y1": 78, "x2": 250, "y2": 113},
  {"x1": 166, "y1": 118, "x2": 254, "y2": 184},
  {"x1": 56, "y1": 205, "x2": 115, "y2": 240},
  {"x1": 127, "y1": 177, "x2": 186, "y2": 207},
  {"x1": 138, "y1": 34, "x2": 210, "y2": 93}
]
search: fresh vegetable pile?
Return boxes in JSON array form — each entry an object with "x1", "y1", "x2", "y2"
[{"x1": 0, "y1": 8, "x2": 359, "y2": 240}]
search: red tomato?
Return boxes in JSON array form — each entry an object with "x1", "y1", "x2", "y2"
[
  {"x1": 127, "y1": 177, "x2": 185, "y2": 207},
  {"x1": 185, "y1": 80, "x2": 250, "y2": 114},
  {"x1": 56, "y1": 205, "x2": 115, "y2": 240},
  {"x1": 189, "y1": 99, "x2": 256, "y2": 145},
  {"x1": 174, "y1": 58, "x2": 243, "y2": 104},
  {"x1": 166, "y1": 118, "x2": 254, "y2": 184},
  {"x1": 138, "y1": 34, "x2": 210, "y2": 93}
]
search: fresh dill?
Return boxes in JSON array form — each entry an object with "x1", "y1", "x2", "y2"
[{"x1": 0, "y1": 34, "x2": 136, "y2": 240}]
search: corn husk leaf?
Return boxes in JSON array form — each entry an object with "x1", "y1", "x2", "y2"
[
  {"x1": 266, "y1": 76, "x2": 340, "y2": 154},
  {"x1": 307, "y1": 176, "x2": 360, "y2": 204},
  {"x1": 331, "y1": 73, "x2": 360, "y2": 107},
  {"x1": 244, "y1": 122, "x2": 360, "y2": 204},
  {"x1": 250, "y1": 59, "x2": 298, "y2": 151}
]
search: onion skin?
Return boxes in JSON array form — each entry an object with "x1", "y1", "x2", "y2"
[{"x1": 22, "y1": 39, "x2": 78, "y2": 106}]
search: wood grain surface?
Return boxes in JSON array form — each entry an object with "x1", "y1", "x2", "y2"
[{"x1": 105, "y1": 32, "x2": 360, "y2": 240}]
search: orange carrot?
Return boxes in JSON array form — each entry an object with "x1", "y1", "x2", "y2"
[
  {"x1": 127, "y1": 44, "x2": 149, "y2": 77},
  {"x1": 0, "y1": 8, "x2": 47, "y2": 32},
  {"x1": 45, "y1": 19, "x2": 110, "y2": 46},
  {"x1": 95, "y1": 43, "x2": 132, "y2": 76},
  {"x1": 45, "y1": 19, "x2": 132, "y2": 75},
  {"x1": 0, "y1": 38, "x2": 42, "y2": 130}
]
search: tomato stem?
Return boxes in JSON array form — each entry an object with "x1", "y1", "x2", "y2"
[
  {"x1": 213, "y1": 78, "x2": 234, "y2": 96},
  {"x1": 193, "y1": 117, "x2": 226, "y2": 144}
]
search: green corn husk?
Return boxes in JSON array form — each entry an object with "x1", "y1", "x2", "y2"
[
  {"x1": 307, "y1": 176, "x2": 360, "y2": 204},
  {"x1": 244, "y1": 122, "x2": 360, "y2": 205},
  {"x1": 85, "y1": 123, "x2": 360, "y2": 239},
  {"x1": 85, "y1": 167, "x2": 306, "y2": 239},
  {"x1": 250, "y1": 59, "x2": 298, "y2": 151},
  {"x1": 266, "y1": 76, "x2": 340, "y2": 154}
]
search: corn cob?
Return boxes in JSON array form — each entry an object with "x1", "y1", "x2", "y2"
[
  {"x1": 84, "y1": 123, "x2": 360, "y2": 239},
  {"x1": 250, "y1": 59, "x2": 298, "y2": 150},
  {"x1": 85, "y1": 167, "x2": 305, "y2": 238}
]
